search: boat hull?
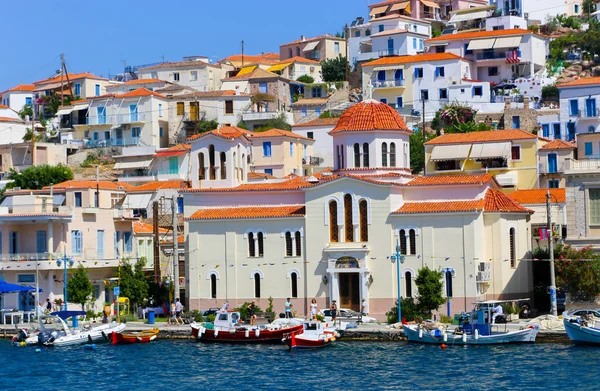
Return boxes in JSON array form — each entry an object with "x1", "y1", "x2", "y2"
[
  {"x1": 564, "y1": 318, "x2": 600, "y2": 345},
  {"x1": 112, "y1": 328, "x2": 159, "y2": 344},
  {"x1": 403, "y1": 325, "x2": 539, "y2": 345},
  {"x1": 285, "y1": 334, "x2": 335, "y2": 349},
  {"x1": 191, "y1": 323, "x2": 304, "y2": 343}
]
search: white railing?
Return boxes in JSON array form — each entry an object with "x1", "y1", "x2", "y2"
[
  {"x1": 0, "y1": 205, "x2": 73, "y2": 216},
  {"x1": 0, "y1": 253, "x2": 63, "y2": 262},
  {"x1": 565, "y1": 158, "x2": 600, "y2": 173},
  {"x1": 242, "y1": 111, "x2": 282, "y2": 121},
  {"x1": 538, "y1": 161, "x2": 564, "y2": 174}
]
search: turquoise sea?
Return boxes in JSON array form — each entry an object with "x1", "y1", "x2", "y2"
[{"x1": 0, "y1": 339, "x2": 598, "y2": 390}]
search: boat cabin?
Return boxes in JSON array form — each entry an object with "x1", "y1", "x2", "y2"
[{"x1": 213, "y1": 311, "x2": 241, "y2": 329}]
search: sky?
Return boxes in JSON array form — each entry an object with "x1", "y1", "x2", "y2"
[{"x1": 0, "y1": 0, "x2": 370, "y2": 92}]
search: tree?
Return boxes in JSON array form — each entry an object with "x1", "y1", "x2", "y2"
[
  {"x1": 196, "y1": 119, "x2": 219, "y2": 133},
  {"x1": 6, "y1": 164, "x2": 74, "y2": 190},
  {"x1": 296, "y1": 74, "x2": 315, "y2": 84},
  {"x1": 554, "y1": 245, "x2": 600, "y2": 301},
  {"x1": 409, "y1": 132, "x2": 435, "y2": 174},
  {"x1": 255, "y1": 114, "x2": 291, "y2": 131},
  {"x1": 19, "y1": 104, "x2": 33, "y2": 120},
  {"x1": 67, "y1": 265, "x2": 94, "y2": 310},
  {"x1": 414, "y1": 266, "x2": 446, "y2": 317},
  {"x1": 116, "y1": 260, "x2": 149, "y2": 309},
  {"x1": 541, "y1": 85, "x2": 559, "y2": 101},
  {"x1": 320, "y1": 55, "x2": 348, "y2": 82},
  {"x1": 583, "y1": 0, "x2": 596, "y2": 15},
  {"x1": 319, "y1": 111, "x2": 340, "y2": 119},
  {"x1": 386, "y1": 298, "x2": 422, "y2": 323},
  {"x1": 22, "y1": 128, "x2": 44, "y2": 142}
]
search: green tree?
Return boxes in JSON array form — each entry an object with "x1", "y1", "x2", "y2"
[
  {"x1": 414, "y1": 266, "x2": 446, "y2": 317},
  {"x1": 296, "y1": 74, "x2": 315, "y2": 84},
  {"x1": 319, "y1": 111, "x2": 340, "y2": 119},
  {"x1": 67, "y1": 265, "x2": 94, "y2": 310},
  {"x1": 255, "y1": 114, "x2": 291, "y2": 131},
  {"x1": 196, "y1": 119, "x2": 219, "y2": 133},
  {"x1": 117, "y1": 260, "x2": 149, "y2": 308},
  {"x1": 22, "y1": 128, "x2": 44, "y2": 142},
  {"x1": 6, "y1": 164, "x2": 73, "y2": 190},
  {"x1": 19, "y1": 104, "x2": 33, "y2": 120},
  {"x1": 541, "y1": 85, "x2": 559, "y2": 101},
  {"x1": 236, "y1": 121, "x2": 249, "y2": 130},
  {"x1": 583, "y1": 0, "x2": 596, "y2": 15},
  {"x1": 320, "y1": 55, "x2": 348, "y2": 82},
  {"x1": 386, "y1": 298, "x2": 423, "y2": 323},
  {"x1": 554, "y1": 245, "x2": 600, "y2": 301},
  {"x1": 409, "y1": 131, "x2": 435, "y2": 174}
]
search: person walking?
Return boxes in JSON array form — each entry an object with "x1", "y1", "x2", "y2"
[
  {"x1": 285, "y1": 298, "x2": 293, "y2": 319},
  {"x1": 175, "y1": 298, "x2": 184, "y2": 325},
  {"x1": 310, "y1": 298, "x2": 319, "y2": 321},
  {"x1": 167, "y1": 302, "x2": 176, "y2": 326},
  {"x1": 330, "y1": 300, "x2": 338, "y2": 323}
]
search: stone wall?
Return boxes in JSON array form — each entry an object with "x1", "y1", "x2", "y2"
[{"x1": 476, "y1": 97, "x2": 560, "y2": 132}]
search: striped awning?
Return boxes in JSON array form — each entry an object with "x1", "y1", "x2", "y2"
[
  {"x1": 430, "y1": 144, "x2": 472, "y2": 161},
  {"x1": 370, "y1": 5, "x2": 389, "y2": 16},
  {"x1": 467, "y1": 38, "x2": 496, "y2": 51},
  {"x1": 302, "y1": 41, "x2": 319, "y2": 52},
  {"x1": 389, "y1": 2, "x2": 410, "y2": 12},
  {"x1": 470, "y1": 142, "x2": 510, "y2": 159}
]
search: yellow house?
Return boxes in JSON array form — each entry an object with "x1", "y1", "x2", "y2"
[
  {"x1": 424, "y1": 129, "x2": 539, "y2": 191},
  {"x1": 250, "y1": 128, "x2": 314, "y2": 177}
]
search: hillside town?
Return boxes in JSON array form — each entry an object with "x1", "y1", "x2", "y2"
[{"x1": 3, "y1": 0, "x2": 600, "y2": 327}]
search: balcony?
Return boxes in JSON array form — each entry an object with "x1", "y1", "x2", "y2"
[
  {"x1": 117, "y1": 113, "x2": 146, "y2": 123},
  {"x1": 474, "y1": 50, "x2": 521, "y2": 61},
  {"x1": 539, "y1": 161, "x2": 564, "y2": 175},
  {"x1": 564, "y1": 158, "x2": 600, "y2": 174},
  {"x1": 243, "y1": 111, "x2": 294, "y2": 123},
  {"x1": 302, "y1": 156, "x2": 324, "y2": 166},
  {"x1": 118, "y1": 169, "x2": 185, "y2": 182},
  {"x1": 0, "y1": 252, "x2": 63, "y2": 263},
  {"x1": 371, "y1": 79, "x2": 405, "y2": 89},
  {"x1": 378, "y1": 49, "x2": 403, "y2": 57},
  {"x1": 0, "y1": 205, "x2": 73, "y2": 220},
  {"x1": 576, "y1": 108, "x2": 598, "y2": 119},
  {"x1": 86, "y1": 137, "x2": 140, "y2": 148}
]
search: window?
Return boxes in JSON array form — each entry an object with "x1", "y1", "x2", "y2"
[
  {"x1": 436, "y1": 160, "x2": 459, "y2": 171},
  {"x1": 414, "y1": 68, "x2": 423, "y2": 78},
  {"x1": 290, "y1": 272, "x2": 298, "y2": 298},
  {"x1": 363, "y1": 143, "x2": 369, "y2": 168},
  {"x1": 315, "y1": 107, "x2": 321, "y2": 116},
  {"x1": 132, "y1": 127, "x2": 141, "y2": 138},
  {"x1": 158, "y1": 103, "x2": 163, "y2": 117},
  {"x1": 511, "y1": 145, "x2": 521, "y2": 160},
  {"x1": 591, "y1": 189, "x2": 600, "y2": 225},
  {"x1": 354, "y1": 30, "x2": 362, "y2": 37},
  {"x1": 254, "y1": 273, "x2": 261, "y2": 298},
  {"x1": 74, "y1": 192, "x2": 82, "y2": 207},
  {"x1": 435, "y1": 66, "x2": 445, "y2": 77},
  {"x1": 419, "y1": 39, "x2": 423, "y2": 51},
  {"x1": 390, "y1": 142, "x2": 396, "y2": 167},
  {"x1": 74, "y1": 83, "x2": 81, "y2": 96},
  {"x1": 248, "y1": 232, "x2": 256, "y2": 257},
  {"x1": 585, "y1": 142, "x2": 593, "y2": 156},
  {"x1": 405, "y1": 271, "x2": 413, "y2": 297},
  {"x1": 379, "y1": 24, "x2": 384, "y2": 32},
  {"x1": 589, "y1": 126, "x2": 596, "y2": 133},
  {"x1": 399, "y1": 229, "x2": 407, "y2": 255},
  {"x1": 114, "y1": 232, "x2": 120, "y2": 257},
  {"x1": 124, "y1": 232, "x2": 132, "y2": 253},
  {"x1": 464, "y1": 43, "x2": 473, "y2": 55},
  {"x1": 396, "y1": 97, "x2": 403, "y2": 108},
  {"x1": 568, "y1": 99, "x2": 578, "y2": 116},
  {"x1": 359, "y1": 199, "x2": 368, "y2": 242},
  {"x1": 553, "y1": 123, "x2": 561, "y2": 140},
  {"x1": 159, "y1": 127, "x2": 164, "y2": 137},
  {"x1": 380, "y1": 98, "x2": 387, "y2": 104},
  {"x1": 445, "y1": 271, "x2": 453, "y2": 297},
  {"x1": 488, "y1": 67, "x2": 499, "y2": 76},
  {"x1": 421, "y1": 90, "x2": 429, "y2": 101},
  {"x1": 473, "y1": 86, "x2": 483, "y2": 96},
  {"x1": 354, "y1": 143, "x2": 361, "y2": 168},
  {"x1": 334, "y1": 42, "x2": 340, "y2": 54},
  {"x1": 295, "y1": 231, "x2": 302, "y2": 256},
  {"x1": 509, "y1": 227, "x2": 516, "y2": 268},
  {"x1": 220, "y1": 152, "x2": 227, "y2": 179},
  {"x1": 72, "y1": 230, "x2": 82, "y2": 255},
  {"x1": 311, "y1": 87, "x2": 322, "y2": 98},
  {"x1": 585, "y1": 98, "x2": 597, "y2": 117},
  {"x1": 436, "y1": 45, "x2": 445, "y2": 53},
  {"x1": 329, "y1": 201, "x2": 339, "y2": 243},
  {"x1": 264, "y1": 168, "x2": 273, "y2": 175},
  {"x1": 307, "y1": 132, "x2": 314, "y2": 139},
  {"x1": 95, "y1": 84, "x2": 100, "y2": 96},
  {"x1": 285, "y1": 232, "x2": 293, "y2": 256},
  {"x1": 259, "y1": 83, "x2": 268, "y2": 94},
  {"x1": 210, "y1": 274, "x2": 217, "y2": 299},
  {"x1": 9, "y1": 231, "x2": 18, "y2": 254},
  {"x1": 413, "y1": 37, "x2": 417, "y2": 49},
  {"x1": 97, "y1": 230, "x2": 104, "y2": 259},
  {"x1": 344, "y1": 194, "x2": 354, "y2": 242},
  {"x1": 209, "y1": 144, "x2": 216, "y2": 180},
  {"x1": 177, "y1": 197, "x2": 184, "y2": 213},
  {"x1": 257, "y1": 232, "x2": 264, "y2": 257},
  {"x1": 575, "y1": 4, "x2": 580, "y2": 13},
  {"x1": 173, "y1": 72, "x2": 180, "y2": 81},
  {"x1": 225, "y1": 100, "x2": 234, "y2": 114},
  {"x1": 409, "y1": 229, "x2": 416, "y2": 255},
  {"x1": 94, "y1": 191, "x2": 99, "y2": 207},
  {"x1": 263, "y1": 142, "x2": 272, "y2": 157},
  {"x1": 548, "y1": 180, "x2": 559, "y2": 188},
  {"x1": 567, "y1": 122, "x2": 576, "y2": 141},
  {"x1": 18, "y1": 274, "x2": 35, "y2": 283},
  {"x1": 176, "y1": 102, "x2": 184, "y2": 116},
  {"x1": 289, "y1": 142, "x2": 294, "y2": 157},
  {"x1": 366, "y1": 29, "x2": 371, "y2": 36},
  {"x1": 198, "y1": 152, "x2": 205, "y2": 181},
  {"x1": 296, "y1": 47, "x2": 301, "y2": 56},
  {"x1": 382, "y1": 142, "x2": 388, "y2": 167},
  {"x1": 439, "y1": 88, "x2": 448, "y2": 100},
  {"x1": 190, "y1": 70, "x2": 198, "y2": 81},
  {"x1": 36, "y1": 231, "x2": 47, "y2": 253},
  {"x1": 97, "y1": 107, "x2": 106, "y2": 124},
  {"x1": 301, "y1": 108, "x2": 307, "y2": 117},
  {"x1": 336, "y1": 145, "x2": 341, "y2": 170},
  {"x1": 541, "y1": 124, "x2": 550, "y2": 138}
]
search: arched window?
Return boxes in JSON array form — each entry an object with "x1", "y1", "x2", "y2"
[
  {"x1": 241, "y1": 154, "x2": 245, "y2": 179},
  {"x1": 220, "y1": 152, "x2": 227, "y2": 179},
  {"x1": 329, "y1": 201, "x2": 339, "y2": 243},
  {"x1": 399, "y1": 229, "x2": 407, "y2": 255},
  {"x1": 354, "y1": 143, "x2": 361, "y2": 168},
  {"x1": 254, "y1": 273, "x2": 261, "y2": 298},
  {"x1": 589, "y1": 126, "x2": 596, "y2": 133},
  {"x1": 445, "y1": 271, "x2": 453, "y2": 298},
  {"x1": 363, "y1": 143, "x2": 369, "y2": 168},
  {"x1": 390, "y1": 142, "x2": 396, "y2": 167},
  {"x1": 208, "y1": 145, "x2": 216, "y2": 180},
  {"x1": 341, "y1": 146, "x2": 345, "y2": 169},
  {"x1": 359, "y1": 199, "x2": 368, "y2": 242},
  {"x1": 248, "y1": 232, "x2": 256, "y2": 257},
  {"x1": 405, "y1": 271, "x2": 412, "y2": 298},
  {"x1": 336, "y1": 145, "x2": 341, "y2": 170},
  {"x1": 382, "y1": 142, "x2": 388, "y2": 167},
  {"x1": 257, "y1": 232, "x2": 264, "y2": 257},
  {"x1": 285, "y1": 232, "x2": 293, "y2": 257},
  {"x1": 295, "y1": 231, "x2": 302, "y2": 256},
  {"x1": 509, "y1": 227, "x2": 516, "y2": 268},
  {"x1": 198, "y1": 152, "x2": 205, "y2": 181},
  {"x1": 409, "y1": 229, "x2": 416, "y2": 255},
  {"x1": 290, "y1": 272, "x2": 298, "y2": 298},
  {"x1": 210, "y1": 274, "x2": 217, "y2": 299},
  {"x1": 233, "y1": 152, "x2": 237, "y2": 180},
  {"x1": 344, "y1": 194, "x2": 354, "y2": 242}
]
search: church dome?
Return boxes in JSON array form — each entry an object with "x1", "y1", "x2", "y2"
[{"x1": 330, "y1": 100, "x2": 410, "y2": 134}]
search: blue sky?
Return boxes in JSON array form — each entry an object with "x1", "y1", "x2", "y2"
[{"x1": 0, "y1": 0, "x2": 369, "y2": 91}]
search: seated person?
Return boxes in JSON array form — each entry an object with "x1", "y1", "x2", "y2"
[{"x1": 492, "y1": 304, "x2": 503, "y2": 324}]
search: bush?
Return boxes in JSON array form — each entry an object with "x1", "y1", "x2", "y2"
[
  {"x1": 6, "y1": 164, "x2": 73, "y2": 191},
  {"x1": 206, "y1": 314, "x2": 216, "y2": 322},
  {"x1": 439, "y1": 315, "x2": 453, "y2": 324},
  {"x1": 319, "y1": 111, "x2": 340, "y2": 119},
  {"x1": 189, "y1": 310, "x2": 204, "y2": 322},
  {"x1": 386, "y1": 298, "x2": 423, "y2": 323},
  {"x1": 541, "y1": 85, "x2": 559, "y2": 100},
  {"x1": 119, "y1": 314, "x2": 139, "y2": 323},
  {"x1": 296, "y1": 75, "x2": 315, "y2": 84},
  {"x1": 234, "y1": 302, "x2": 263, "y2": 320}
]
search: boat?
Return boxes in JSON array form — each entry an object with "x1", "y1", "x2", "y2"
[
  {"x1": 282, "y1": 320, "x2": 337, "y2": 349},
  {"x1": 403, "y1": 304, "x2": 539, "y2": 345},
  {"x1": 190, "y1": 310, "x2": 303, "y2": 343},
  {"x1": 111, "y1": 328, "x2": 159, "y2": 344},
  {"x1": 564, "y1": 316, "x2": 600, "y2": 345},
  {"x1": 14, "y1": 311, "x2": 126, "y2": 347}
]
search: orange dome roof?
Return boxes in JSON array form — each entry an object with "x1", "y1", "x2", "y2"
[{"x1": 330, "y1": 100, "x2": 410, "y2": 134}]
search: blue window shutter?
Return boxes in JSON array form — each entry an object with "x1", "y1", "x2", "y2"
[
  {"x1": 316, "y1": 108, "x2": 321, "y2": 115},
  {"x1": 97, "y1": 230, "x2": 104, "y2": 259},
  {"x1": 570, "y1": 100, "x2": 578, "y2": 116},
  {"x1": 36, "y1": 231, "x2": 47, "y2": 253},
  {"x1": 435, "y1": 67, "x2": 439, "y2": 77},
  {"x1": 124, "y1": 232, "x2": 132, "y2": 253},
  {"x1": 585, "y1": 142, "x2": 593, "y2": 156},
  {"x1": 177, "y1": 197, "x2": 184, "y2": 213},
  {"x1": 71, "y1": 231, "x2": 77, "y2": 254},
  {"x1": 542, "y1": 124, "x2": 550, "y2": 138},
  {"x1": 114, "y1": 232, "x2": 120, "y2": 257}
]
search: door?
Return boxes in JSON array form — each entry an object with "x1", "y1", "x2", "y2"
[
  {"x1": 548, "y1": 153, "x2": 557, "y2": 173},
  {"x1": 585, "y1": 98, "x2": 596, "y2": 117},
  {"x1": 169, "y1": 156, "x2": 179, "y2": 174},
  {"x1": 512, "y1": 115, "x2": 520, "y2": 129},
  {"x1": 338, "y1": 273, "x2": 360, "y2": 311},
  {"x1": 36, "y1": 231, "x2": 47, "y2": 254},
  {"x1": 387, "y1": 38, "x2": 394, "y2": 56},
  {"x1": 115, "y1": 128, "x2": 123, "y2": 144},
  {"x1": 129, "y1": 104, "x2": 138, "y2": 122},
  {"x1": 394, "y1": 69, "x2": 403, "y2": 81}
]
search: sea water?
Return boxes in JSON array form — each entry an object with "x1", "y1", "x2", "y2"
[{"x1": 0, "y1": 339, "x2": 598, "y2": 390}]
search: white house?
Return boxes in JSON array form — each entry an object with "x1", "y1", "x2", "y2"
[
  {"x1": 292, "y1": 117, "x2": 339, "y2": 170},
  {"x1": 0, "y1": 84, "x2": 35, "y2": 113},
  {"x1": 138, "y1": 57, "x2": 229, "y2": 92},
  {"x1": 557, "y1": 77, "x2": 600, "y2": 141}
]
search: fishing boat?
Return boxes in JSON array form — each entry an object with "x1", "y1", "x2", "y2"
[
  {"x1": 190, "y1": 310, "x2": 303, "y2": 343},
  {"x1": 111, "y1": 328, "x2": 159, "y2": 344},
  {"x1": 564, "y1": 316, "x2": 600, "y2": 345},
  {"x1": 283, "y1": 320, "x2": 337, "y2": 349}
]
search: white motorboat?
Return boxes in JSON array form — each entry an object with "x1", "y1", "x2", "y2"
[
  {"x1": 282, "y1": 320, "x2": 338, "y2": 349},
  {"x1": 564, "y1": 316, "x2": 600, "y2": 345}
]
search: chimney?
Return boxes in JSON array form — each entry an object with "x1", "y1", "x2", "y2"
[
  {"x1": 504, "y1": 96, "x2": 511, "y2": 111},
  {"x1": 523, "y1": 96, "x2": 530, "y2": 109},
  {"x1": 301, "y1": 35, "x2": 306, "y2": 42}
]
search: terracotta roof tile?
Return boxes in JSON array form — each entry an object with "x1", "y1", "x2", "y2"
[
  {"x1": 224, "y1": 68, "x2": 286, "y2": 81},
  {"x1": 370, "y1": 29, "x2": 428, "y2": 39},
  {"x1": 426, "y1": 28, "x2": 534, "y2": 43},
  {"x1": 330, "y1": 100, "x2": 410, "y2": 134},
  {"x1": 540, "y1": 139, "x2": 576, "y2": 150},
  {"x1": 117, "y1": 78, "x2": 168, "y2": 85},
  {"x1": 186, "y1": 126, "x2": 252, "y2": 142},
  {"x1": 47, "y1": 180, "x2": 133, "y2": 191},
  {"x1": 34, "y1": 72, "x2": 107, "y2": 85},
  {"x1": 248, "y1": 172, "x2": 277, "y2": 179},
  {"x1": 187, "y1": 205, "x2": 305, "y2": 220},
  {"x1": 281, "y1": 34, "x2": 343, "y2": 46},
  {"x1": 0, "y1": 116, "x2": 24, "y2": 123},
  {"x1": 220, "y1": 53, "x2": 280, "y2": 63},
  {"x1": 293, "y1": 98, "x2": 329, "y2": 106},
  {"x1": 484, "y1": 188, "x2": 532, "y2": 213},
  {"x1": 425, "y1": 129, "x2": 536, "y2": 145},
  {"x1": 0, "y1": 213, "x2": 72, "y2": 218},
  {"x1": 139, "y1": 60, "x2": 218, "y2": 70},
  {"x1": 184, "y1": 176, "x2": 315, "y2": 193},
  {"x1": 508, "y1": 188, "x2": 565, "y2": 204},
  {"x1": 282, "y1": 56, "x2": 320, "y2": 64},
  {"x1": 1, "y1": 84, "x2": 36, "y2": 94},
  {"x1": 175, "y1": 90, "x2": 251, "y2": 99},
  {"x1": 251, "y1": 128, "x2": 312, "y2": 141},
  {"x1": 160, "y1": 235, "x2": 185, "y2": 245},
  {"x1": 407, "y1": 174, "x2": 495, "y2": 186},
  {"x1": 129, "y1": 180, "x2": 191, "y2": 192},
  {"x1": 134, "y1": 221, "x2": 168, "y2": 234},
  {"x1": 363, "y1": 53, "x2": 463, "y2": 67},
  {"x1": 293, "y1": 118, "x2": 340, "y2": 128},
  {"x1": 557, "y1": 77, "x2": 600, "y2": 88},
  {"x1": 114, "y1": 88, "x2": 166, "y2": 99}
]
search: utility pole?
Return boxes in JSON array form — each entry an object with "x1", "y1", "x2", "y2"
[
  {"x1": 153, "y1": 201, "x2": 160, "y2": 283},
  {"x1": 422, "y1": 95, "x2": 426, "y2": 176},
  {"x1": 61, "y1": 53, "x2": 65, "y2": 107},
  {"x1": 31, "y1": 113, "x2": 35, "y2": 166},
  {"x1": 172, "y1": 195, "x2": 180, "y2": 301},
  {"x1": 345, "y1": 24, "x2": 349, "y2": 82},
  {"x1": 241, "y1": 40, "x2": 245, "y2": 67},
  {"x1": 547, "y1": 190, "x2": 557, "y2": 316}
]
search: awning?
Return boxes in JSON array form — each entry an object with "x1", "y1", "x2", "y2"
[
  {"x1": 154, "y1": 150, "x2": 187, "y2": 157},
  {"x1": 389, "y1": 1, "x2": 410, "y2": 12},
  {"x1": 430, "y1": 144, "x2": 472, "y2": 161},
  {"x1": 123, "y1": 193, "x2": 152, "y2": 209},
  {"x1": 268, "y1": 63, "x2": 292, "y2": 72},
  {"x1": 302, "y1": 41, "x2": 319, "y2": 52},
  {"x1": 427, "y1": 42, "x2": 448, "y2": 47},
  {"x1": 34, "y1": 81, "x2": 70, "y2": 92},
  {"x1": 236, "y1": 65, "x2": 257, "y2": 76},
  {"x1": 493, "y1": 36, "x2": 522, "y2": 49},
  {"x1": 373, "y1": 65, "x2": 404, "y2": 71},
  {"x1": 470, "y1": 142, "x2": 510, "y2": 159},
  {"x1": 467, "y1": 38, "x2": 496, "y2": 51},
  {"x1": 449, "y1": 10, "x2": 489, "y2": 23},
  {"x1": 113, "y1": 158, "x2": 153, "y2": 170},
  {"x1": 370, "y1": 5, "x2": 389, "y2": 16},
  {"x1": 0, "y1": 197, "x2": 13, "y2": 207},
  {"x1": 420, "y1": 0, "x2": 439, "y2": 8},
  {"x1": 56, "y1": 108, "x2": 74, "y2": 116},
  {"x1": 53, "y1": 195, "x2": 66, "y2": 206}
]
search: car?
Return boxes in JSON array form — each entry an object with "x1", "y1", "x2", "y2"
[
  {"x1": 568, "y1": 309, "x2": 600, "y2": 318},
  {"x1": 200, "y1": 308, "x2": 220, "y2": 317},
  {"x1": 321, "y1": 308, "x2": 377, "y2": 323}
]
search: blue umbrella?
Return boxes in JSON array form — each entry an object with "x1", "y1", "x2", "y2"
[{"x1": 0, "y1": 281, "x2": 38, "y2": 294}]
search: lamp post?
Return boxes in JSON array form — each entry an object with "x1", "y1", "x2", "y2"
[
  {"x1": 390, "y1": 239, "x2": 404, "y2": 323},
  {"x1": 441, "y1": 267, "x2": 455, "y2": 317},
  {"x1": 56, "y1": 253, "x2": 74, "y2": 311}
]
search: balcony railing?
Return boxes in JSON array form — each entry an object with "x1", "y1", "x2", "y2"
[
  {"x1": 118, "y1": 169, "x2": 185, "y2": 182},
  {"x1": 302, "y1": 156, "x2": 324, "y2": 166},
  {"x1": 86, "y1": 137, "x2": 140, "y2": 148},
  {"x1": 86, "y1": 113, "x2": 147, "y2": 125},
  {"x1": 0, "y1": 253, "x2": 63, "y2": 262},
  {"x1": 242, "y1": 111, "x2": 282, "y2": 121},
  {"x1": 576, "y1": 108, "x2": 598, "y2": 118},
  {"x1": 539, "y1": 162, "x2": 564, "y2": 174},
  {"x1": 565, "y1": 158, "x2": 600, "y2": 173},
  {"x1": 117, "y1": 113, "x2": 146, "y2": 123},
  {"x1": 0, "y1": 205, "x2": 73, "y2": 216},
  {"x1": 378, "y1": 49, "x2": 403, "y2": 57},
  {"x1": 371, "y1": 79, "x2": 405, "y2": 88},
  {"x1": 475, "y1": 50, "x2": 521, "y2": 60}
]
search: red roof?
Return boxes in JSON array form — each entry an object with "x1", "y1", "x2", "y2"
[
  {"x1": 129, "y1": 180, "x2": 190, "y2": 192},
  {"x1": 134, "y1": 221, "x2": 168, "y2": 234},
  {"x1": 114, "y1": 88, "x2": 166, "y2": 99},
  {"x1": 407, "y1": 174, "x2": 495, "y2": 186},
  {"x1": 176, "y1": 90, "x2": 251, "y2": 99},
  {"x1": 557, "y1": 77, "x2": 600, "y2": 88},
  {"x1": 281, "y1": 34, "x2": 343, "y2": 46},
  {"x1": 508, "y1": 188, "x2": 565, "y2": 204},
  {"x1": 426, "y1": 28, "x2": 534, "y2": 43},
  {"x1": 426, "y1": 129, "x2": 536, "y2": 145},
  {"x1": 330, "y1": 100, "x2": 410, "y2": 134},
  {"x1": 540, "y1": 139, "x2": 577, "y2": 150},
  {"x1": 363, "y1": 53, "x2": 463, "y2": 67},
  {"x1": 283, "y1": 56, "x2": 320, "y2": 64},
  {"x1": 187, "y1": 205, "x2": 305, "y2": 220},
  {"x1": 117, "y1": 78, "x2": 167, "y2": 85},
  {"x1": 34, "y1": 72, "x2": 107, "y2": 85},
  {"x1": 1, "y1": 84, "x2": 36, "y2": 94},
  {"x1": 184, "y1": 175, "x2": 315, "y2": 193},
  {"x1": 220, "y1": 53, "x2": 280, "y2": 63},
  {"x1": 186, "y1": 126, "x2": 252, "y2": 142},
  {"x1": 293, "y1": 118, "x2": 339, "y2": 128},
  {"x1": 47, "y1": 180, "x2": 133, "y2": 191},
  {"x1": 0, "y1": 116, "x2": 24, "y2": 123},
  {"x1": 251, "y1": 128, "x2": 312, "y2": 141},
  {"x1": 154, "y1": 144, "x2": 191, "y2": 157}
]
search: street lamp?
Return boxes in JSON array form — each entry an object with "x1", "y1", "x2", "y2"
[
  {"x1": 56, "y1": 254, "x2": 74, "y2": 311},
  {"x1": 389, "y1": 239, "x2": 405, "y2": 323},
  {"x1": 546, "y1": 190, "x2": 559, "y2": 316},
  {"x1": 441, "y1": 267, "x2": 455, "y2": 317}
]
